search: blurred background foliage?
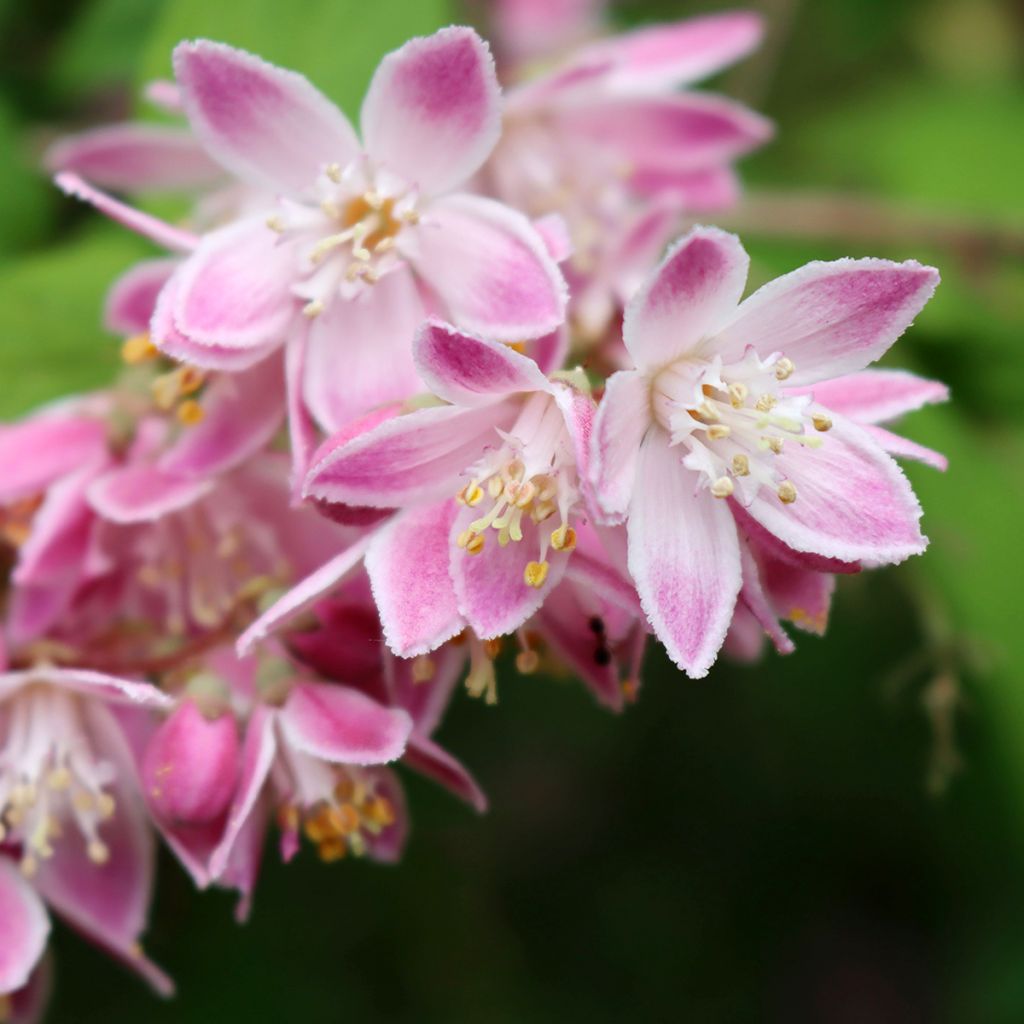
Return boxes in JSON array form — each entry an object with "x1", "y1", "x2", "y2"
[{"x1": 0, "y1": 0, "x2": 1022, "y2": 1020}]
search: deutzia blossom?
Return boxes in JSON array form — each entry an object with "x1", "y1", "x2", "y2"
[{"x1": 591, "y1": 226, "x2": 940, "y2": 677}]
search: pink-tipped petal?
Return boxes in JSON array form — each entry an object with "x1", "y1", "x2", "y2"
[
  {"x1": 795, "y1": 369, "x2": 949, "y2": 424},
  {"x1": 744, "y1": 415, "x2": 926, "y2": 565},
  {"x1": 46, "y1": 124, "x2": 224, "y2": 192},
  {"x1": 623, "y1": 226, "x2": 748, "y2": 368},
  {"x1": 365, "y1": 501, "x2": 465, "y2": 657},
  {"x1": 449, "y1": 504, "x2": 570, "y2": 639},
  {"x1": 590, "y1": 370, "x2": 651, "y2": 521},
  {"x1": 302, "y1": 269, "x2": 425, "y2": 434},
  {"x1": 413, "y1": 193, "x2": 567, "y2": 339},
  {"x1": 87, "y1": 464, "x2": 213, "y2": 523},
  {"x1": 151, "y1": 266, "x2": 280, "y2": 371},
  {"x1": 35, "y1": 704, "x2": 172, "y2": 996},
  {"x1": 864, "y1": 425, "x2": 948, "y2": 472},
  {"x1": 104, "y1": 259, "x2": 179, "y2": 335},
  {"x1": 738, "y1": 542, "x2": 794, "y2": 656},
  {"x1": 404, "y1": 734, "x2": 487, "y2": 812},
  {"x1": 306, "y1": 402, "x2": 514, "y2": 508},
  {"x1": 173, "y1": 40, "x2": 359, "y2": 193},
  {"x1": 578, "y1": 11, "x2": 764, "y2": 91},
  {"x1": 209, "y1": 706, "x2": 276, "y2": 882},
  {"x1": 55, "y1": 172, "x2": 198, "y2": 253},
  {"x1": 361, "y1": 27, "x2": 501, "y2": 195},
  {"x1": 0, "y1": 859, "x2": 49, "y2": 994},
  {"x1": 280, "y1": 683, "x2": 412, "y2": 765},
  {"x1": 285, "y1": 324, "x2": 319, "y2": 497},
  {"x1": 730, "y1": 503, "x2": 860, "y2": 576},
  {"x1": 4, "y1": 668, "x2": 173, "y2": 711},
  {"x1": 172, "y1": 217, "x2": 296, "y2": 350},
  {"x1": 0, "y1": 414, "x2": 107, "y2": 504},
  {"x1": 158, "y1": 356, "x2": 285, "y2": 479},
  {"x1": 533, "y1": 213, "x2": 573, "y2": 265},
  {"x1": 414, "y1": 318, "x2": 551, "y2": 407},
  {"x1": 760, "y1": 557, "x2": 835, "y2": 636},
  {"x1": 561, "y1": 94, "x2": 772, "y2": 175},
  {"x1": 626, "y1": 433, "x2": 741, "y2": 678},
  {"x1": 714, "y1": 259, "x2": 940, "y2": 384}
]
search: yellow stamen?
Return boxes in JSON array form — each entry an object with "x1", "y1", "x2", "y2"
[
  {"x1": 176, "y1": 399, "x2": 204, "y2": 426},
  {"x1": 732, "y1": 454, "x2": 750, "y2": 476},
  {"x1": 812, "y1": 413, "x2": 833, "y2": 432},
  {"x1": 777, "y1": 480, "x2": 798, "y2": 504},
  {"x1": 774, "y1": 357, "x2": 795, "y2": 381},
  {"x1": 516, "y1": 649, "x2": 540, "y2": 675},
  {"x1": 121, "y1": 332, "x2": 158, "y2": 365},
  {"x1": 710, "y1": 476, "x2": 734, "y2": 499},
  {"x1": 550, "y1": 524, "x2": 577, "y2": 552},
  {"x1": 524, "y1": 560, "x2": 549, "y2": 588},
  {"x1": 411, "y1": 655, "x2": 435, "y2": 683},
  {"x1": 707, "y1": 424, "x2": 731, "y2": 440}
]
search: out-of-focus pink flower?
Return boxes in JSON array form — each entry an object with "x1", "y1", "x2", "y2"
[
  {"x1": 58, "y1": 27, "x2": 567, "y2": 438},
  {"x1": 0, "y1": 667, "x2": 173, "y2": 995},
  {"x1": 487, "y1": 0, "x2": 605, "y2": 69},
  {"x1": 480, "y1": 11, "x2": 771, "y2": 339},
  {"x1": 591, "y1": 226, "x2": 941, "y2": 677}
]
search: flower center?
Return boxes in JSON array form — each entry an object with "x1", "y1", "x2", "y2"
[
  {"x1": 0, "y1": 685, "x2": 119, "y2": 875},
  {"x1": 652, "y1": 350, "x2": 831, "y2": 506},
  {"x1": 267, "y1": 159, "x2": 420, "y2": 316},
  {"x1": 275, "y1": 759, "x2": 395, "y2": 863},
  {"x1": 453, "y1": 393, "x2": 579, "y2": 588}
]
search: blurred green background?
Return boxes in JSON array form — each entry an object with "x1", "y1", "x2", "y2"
[{"x1": 1, "y1": 0, "x2": 1022, "y2": 1020}]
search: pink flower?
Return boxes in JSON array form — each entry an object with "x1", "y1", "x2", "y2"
[
  {"x1": 58, "y1": 28, "x2": 567, "y2": 437},
  {"x1": 488, "y1": 0, "x2": 605, "y2": 69},
  {"x1": 479, "y1": 11, "x2": 771, "y2": 337},
  {"x1": 0, "y1": 667, "x2": 173, "y2": 996},
  {"x1": 591, "y1": 226, "x2": 941, "y2": 677},
  {"x1": 300, "y1": 318, "x2": 595, "y2": 650}
]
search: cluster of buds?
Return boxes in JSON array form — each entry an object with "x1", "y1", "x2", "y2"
[{"x1": 1, "y1": 4, "x2": 946, "y2": 1018}]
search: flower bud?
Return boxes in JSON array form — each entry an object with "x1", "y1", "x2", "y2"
[{"x1": 142, "y1": 700, "x2": 239, "y2": 824}]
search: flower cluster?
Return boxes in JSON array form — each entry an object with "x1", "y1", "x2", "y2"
[{"x1": 2, "y1": 6, "x2": 946, "y2": 1017}]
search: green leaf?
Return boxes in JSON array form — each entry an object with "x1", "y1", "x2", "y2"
[
  {"x1": 0, "y1": 226, "x2": 150, "y2": 417},
  {"x1": 139, "y1": 0, "x2": 457, "y2": 122}
]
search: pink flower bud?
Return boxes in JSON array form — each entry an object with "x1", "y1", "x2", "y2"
[{"x1": 143, "y1": 700, "x2": 239, "y2": 824}]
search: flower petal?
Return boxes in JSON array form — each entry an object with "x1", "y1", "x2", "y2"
[
  {"x1": 577, "y1": 11, "x2": 764, "y2": 92},
  {"x1": 760, "y1": 556, "x2": 834, "y2": 636},
  {"x1": 626, "y1": 431, "x2": 741, "y2": 678},
  {"x1": 590, "y1": 370, "x2": 651, "y2": 521},
  {"x1": 449, "y1": 503, "x2": 570, "y2": 639},
  {"x1": 738, "y1": 541, "x2": 794, "y2": 656},
  {"x1": 302, "y1": 268, "x2": 424, "y2": 434},
  {"x1": 414, "y1": 318, "x2": 551, "y2": 407},
  {"x1": 361, "y1": 27, "x2": 500, "y2": 195},
  {"x1": 172, "y1": 217, "x2": 296, "y2": 350},
  {"x1": 158, "y1": 356, "x2": 285, "y2": 479},
  {"x1": 46, "y1": 124, "x2": 224, "y2": 192},
  {"x1": 104, "y1": 259, "x2": 179, "y2": 335},
  {"x1": 622, "y1": 226, "x2": 748, "y2": 368},
  {"x1": 795, "y1": 369, "x2": 949, "y2": 424},
  {"x1": 0, "y1": 414, "x2": 107, "y2": 504},
  {"x1": 713, "y1": 259, "x2": 940, "y2": 384},
  {"x1": 365, "y1": 501, "x2": 465, "y2": 657},
  {"x1": 34, "y1": 703, "x2": 172, "y2": 995},
  {"x1": 403, "y1": 734, "x2": 487, "y2": 812},
  {"x1": 305, "y1": 402, "x2": 513, "y2": 508},
  {"x1": 87, "y1": 464, "x2": 213, "y2": 523},
  {"x1": 236, "y1": 532, "x2": 373, "y2": 654},
  {"x1": 560, "y1": 94, "x2": 772, "y2": 175},
  {"x1": 280, "y1": 682, "x2": 412, "y2": 765},
  {"x1": 864, "y1": 425, "x2": 948, "y2": 472},
  {"x1": 413, "y1": 193, "x2": 567, "y2": 339},
  {"x1": 744, "y1": 414, "x2": 926, "y2": 564},
  {"x1": 173, "y1": 39, "x2": 359, "y2": 193},
  {"x1": 54, "y1": 173, "x2": 198, "y2": 253},
  {"x1": 0, "y1": 858, "x2": 49, "y2": 994}
]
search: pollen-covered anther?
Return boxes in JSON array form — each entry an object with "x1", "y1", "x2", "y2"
[
  {"x1": 516, "y1": 649, "x2": 540, "y2": 674},
  {"x1": 731, "y1": 454, "x2": 750, "y2": 476},
  {"x1": 151, "y1": 365, "x2": 205, "y2": 411},
  {"x1": 121, "y1": 332, "x2": 158, "y2": 365},
  {"x1": 176, "y1": 399, "x2": 204, "y2": 426},
  {"x1": 456, "y1": 482, "x2": 484, "y2": 507},
  {"x1": 549, "y1": 523, "x2": 577, "y2": 552},
  {"x1": 812, "y1": 413, "x2": 833, "y2": 432},
  {"x1": 411, "y1": 655, "x2": 435, "y2": 683},
  {"x1": 755, "y1": 393, "x2": 778, "y2": 413},
  {"x1": 777, "y1": 480, "x2": 798, "y2": 504},
  {"x1": 774, "y1": 357, "x2": 795, "y2": 381},
  {"x1": 456, "y1": 529, "x2": 485, "y2": 555},
  {"x1": 728, "y1": 381, "x2": 749, "y2": 407},
  {"x1": 710, "y1": 476, "x2": 734, "y2": 499},
  {"x1": 524, "y1": 560, "x2": 550, "y2": 588},
  {"x1": 763, "y1": 436, "x2": 784, "y2": 455},
  {"x1": 707, "y1": 424, "x2": 731, "y2": 440},
  {"x1": 87, "y1": 839, "x2": 110, "y2": 865}
]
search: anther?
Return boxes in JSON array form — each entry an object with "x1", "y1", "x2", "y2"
[
  {"x1": 303, "y1": 299, "x2": 325, "y2": 318},
  {"x1": 764, "y1": 436, "x2": 784, "y2": 454},
  {"x1": 755, "y1": 393, "x2": 777, "y2": 413},
  {"x1": 516, "y1": 650, "x2": 540, "y2": 675},
  {"x1": 550, "y1": 524, "x2": 577, "y2": 552},
  {"x1": 266, "y1": 215, "x2": 286, "y2": 233},
  {"x1": 710, "y1": 476, "x2": 734, "y2": 499},
  {"x1": 707, "y1": 424, "x2": 731, "y2": 440},
  {"x1": 411, "y1": 655, "x2": 435, "y2": 683},
  {"x1": 774, "y1": 357, "x2": 795, "y2": 381},
  {"x1": 121, "y1": 333, "x2": 158, "y2": 365},
  {"x1": 457, "y1": 483, "x2": 484, "y2": 507},
  {"x1": 812, "y1": 413, "x2": 833, "y2": 432},
  {"x1": 325, "y1": 163, "x2": 342, "y2": 183},
  {"x1": 176, "y1": 399, "x2": 204, "y2": 426},
  {"x1": 728, "y1": 382, "x2": 749, "y2": 407},
  {"x1": 524, "y1": 560, "x2": 550, "y2": 588},
  {"x1": 777, "y1": 480, "x2": 798, "y2": 504},
  {"x1": 731, "y1": 454, "x2": 750, "y2": 476},
  {"x1": 87, "y1": 840, "x2": 110, "y2": 865}
]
